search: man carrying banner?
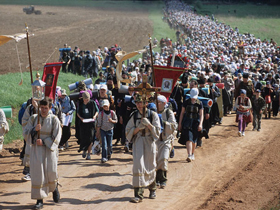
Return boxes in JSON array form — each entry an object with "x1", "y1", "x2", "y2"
[{"x1": 156, "y1": 95, "x2": 177, "y2": 189}]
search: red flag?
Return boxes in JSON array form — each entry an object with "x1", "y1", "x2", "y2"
[
  {"x1": 42, "y1": 62, "x2": 63, "y2": 100},
  {"x1": 154, "y1": 65, "x2": 184, "y2": 99}
]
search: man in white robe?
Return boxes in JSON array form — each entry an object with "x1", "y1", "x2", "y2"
[
  {"x1": 156, "y1": 95, "x2": 177, "y2": 189},
  {"x1": 126, "y1": 94, "x2": 161, "y2": 203},
  {"x1": 0, "y1": 108, "x2": 9, "y2": 151},
  {"x1": 24, "y1": 97, "x2": 62, "y2": 209}
]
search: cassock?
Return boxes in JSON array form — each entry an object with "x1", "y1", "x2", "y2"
[
  {"x1": 125, "y1": 110, "x2": 161, "y2": 188},
  {"x1": 156, "y1": 108, "x2": 177, "y2": 171},
  {"x1": 24, "y1": 113, "x2": 62, "y2": 200}
]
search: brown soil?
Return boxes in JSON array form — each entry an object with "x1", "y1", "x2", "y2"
[
  {"x1": 0, "y1": 115, "x2": 280, "y2": 210},
  {"x1": 0, "y1": 5, "x2": 152, "y2": 74},
  {"x1": 0, "y1": 5, "x2": 280, "y2": 210}
]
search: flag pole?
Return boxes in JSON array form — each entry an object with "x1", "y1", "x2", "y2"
[
  {"x1": 148, "y1": 34, "x2": 159, "y2": 113},
  {"x1": 25, "y1": 23, "x2": 33, "y2": 84}
]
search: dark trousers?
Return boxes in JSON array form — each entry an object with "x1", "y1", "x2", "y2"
[
  {"x1": 134, "y1": 180, "x2": 156, "y2": 199},
  {"x1": 253, "y1": 112, "x2": 262, "y2": 130},
  {"x1": 59, "y1": 125, "x2": 71, "y2": 146},
  {"x1": 272, "y1": 101, "x2": 279, "y2": 116},
  {"x1": 20, "y1": 139, "x2": 26, "y2": 159},
  {"x1": 156, "y1": 169, "x2": 167, "y2": 184}
]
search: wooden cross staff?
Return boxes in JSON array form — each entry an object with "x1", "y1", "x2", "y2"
[{"x1": 128, "y1": 74, "x2": 161, "y2": 136}]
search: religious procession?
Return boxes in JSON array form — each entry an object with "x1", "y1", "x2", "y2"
[{"x1": 1, "y1": 0, "x2": 280, "y2": 209}]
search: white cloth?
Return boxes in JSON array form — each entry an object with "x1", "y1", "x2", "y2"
[
  {"x1": 126, "y1": 110, "x2": 160, "y2": 188},
  {"x1": 24, "y1": 113, "x2": 62, "y2": 200}
]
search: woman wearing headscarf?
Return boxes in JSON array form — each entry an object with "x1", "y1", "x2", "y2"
[
  {"x1": 77, "y1": 92, "x2": 99, "y2": 160},
  {"x1": 235, "y1": 89, "x2": 252, "y2": 137}
]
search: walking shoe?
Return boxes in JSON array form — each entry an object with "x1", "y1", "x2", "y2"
[
  {"x1": 22, "y1": 173, "x2": 31, "y2": 181},
  {"x1": 130, "y1": 197, "x2": 142, "y2": 203},
  {"x1": 65, "y1": 141, "x2": 69, "y2": 149},
  {"x1": 149, "y1": 190, "x2": 156, "y2": 199},
  {"x1": 191, "y1": 154, "x2": 195, "y2": 161},
  {"x1": 82, "y1": 150, "x2": 87, "y2": 158},
  {"x1": 124, "y1": 144, "x2": 129, "y2": 153},
  {"x1": 114, "y1": 139, "x2": 120, "y2": 146},
  {"x1": 257, "y1": 129, "x2": 260, "y2": 132},
  {"x1": 101, "y1": 158, "x2": 108, "y2": 163},
  {"x1": 186, "y1": 155, "x2": 192, "y2": 162},
  {"x1": 252, "y1": 128, "x2": 256, "y2": 131},
  {"x1": 58, "y1": 146, "x2": 64, "y2": 151},
  {"x1": 23, "y1": 166, "x2": 30, "y2": 175},
  {"x1": 229, "y1": 111, "x2": 231, "y2": 115},
  {"x1": 160, "y1": 182, "x2": 166, "y2": 189},
  {"x1": 107, "y1": 154, "x2": 111, "y2": 160},
  {"x1": 34, "y1": 199, "x2": 43, "y2": 209},
  {"x1": 86, "y1": 154, "x2": 91, "y2": 160},
  {"x1": 242, "y1": 132, "x2": 245, "y2": 136},
  {"x1": 170, "y1": 148, "x2": 175, "y2": 158},
  {"x1": 238, "y1": 131, "x2": 242, "y2": 137},
  {"x1": 53, "y1": 185, "x2": 60, "y2": 203},
  {"x1": 156, "y1": 182, "x2": 160, "y2": 187}
]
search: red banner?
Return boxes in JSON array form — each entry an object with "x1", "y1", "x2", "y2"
[
  {"x1": 42, "y1": 62, "x2": 62, "y2": 100},
  {"x1": 154, "y1": 65, "x2": 184, "y2": 99}
]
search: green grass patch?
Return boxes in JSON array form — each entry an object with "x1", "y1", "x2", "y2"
[
  {"x1": 197, "y1": 3, "x2": 280, "y2": 44},
  {"x1": 0, "y1": 70, "x2": 85, "y2": 144}
]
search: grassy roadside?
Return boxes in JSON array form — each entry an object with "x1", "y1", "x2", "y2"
[
  {"x1": 197, "y1": 3, "x2": 280, "y2": 44},
  {"x1": 1, "y1": 71, "x2": 85, "y2": 144}
]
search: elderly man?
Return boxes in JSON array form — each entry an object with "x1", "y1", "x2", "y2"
[
  {"x1": 0, "y1": 108, "x2": 9, "y2": 151},
  {"x1": 156, "y1": 95, "x2": 177, "y2": 189},
  {"x1": 24, "y1": 97, "x2": 62, "y2": 209},
  {"x1": 126, "y1": 94, "x2": 161, "y2": 203}
]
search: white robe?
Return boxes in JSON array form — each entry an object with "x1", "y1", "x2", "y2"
[
  {"x1": 24, "y1": 113, "x2": 61, "y2": 200},
  {"x1": 126, "y1": 110, "x2": 161, "y2": 188},
  {"x1": 0, "y1": 109, "x2": 9, "y2": 147},
  {"x1": 156, "y1": 109, "x2": 177, "y2": 171}
]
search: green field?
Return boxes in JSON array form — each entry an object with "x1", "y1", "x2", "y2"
[
  {"x1": 1, "y1": 1, "x2": 280, "y2": 144},
  {"x1": 197, "y1": 3, "x2": 280, "y2": 44}
]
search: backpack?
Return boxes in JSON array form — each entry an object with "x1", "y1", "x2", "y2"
[
  {"x1": 18, "y1": 102, "x2": 27, "y2": 125},
  {"x1": 130, "y1": 109, "x2": 154, "y2": 126},
  {"x1": 167, "y1": 98, "x2": 178, "y2": 113}
]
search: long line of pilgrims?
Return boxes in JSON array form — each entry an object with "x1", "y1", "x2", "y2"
[{"x1": 19, "y1": 0, "x2": 280, "y2": 207}]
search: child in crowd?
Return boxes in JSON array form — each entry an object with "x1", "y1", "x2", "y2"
[{"x1": 96, "y1": 99, "x2": 117, "y2": 163}]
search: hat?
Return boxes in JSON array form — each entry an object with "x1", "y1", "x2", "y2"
[
  {"x1": 100, "y1": 84, "x2": 107, "y2": 91},
  {"x1": 102, "y1": 99, "x2": 110, "y2": 107},
  {"x1": 61, "y1": 89, "x2": 67, "y2": 96},
  {"x1": 255, "y1": 89, "x2": 261, "y2": 93},
  {"x1": 190, "y1": 88, "x2": 199, "y2": 99},
  {"x1": 157, "y1": 95, "x2": 167, "y2": 104},
  {"x1": 82, "y1": 91, "x2": 90, "y2": 99},
  {"x1": 240, "y1": 89, "x2": 247, "y2": 95},
  {"x1": 243, "y1": 73, "x2": 249, "y2": 79},
  {"x1": 198, "y1": 79, "x2": 206, "y2": 85},
  {"x1": 266, "y1": 81, "x2": 270, "y2": 85},
  {"x1": 207, "y1": 78, "x2": 214, "y2": 83}
]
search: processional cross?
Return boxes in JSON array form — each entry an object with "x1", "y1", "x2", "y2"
[{"x1": 128, "y1": 74, "x2": 161, "y2": 135}]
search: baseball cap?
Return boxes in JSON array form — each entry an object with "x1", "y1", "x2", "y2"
[{"x1": 190, "y1": 88, "x2": 199, "y2": 99}]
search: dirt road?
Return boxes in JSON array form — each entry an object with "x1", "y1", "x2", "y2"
[{"x1": 1, "y1": 115, "x2": 280, "y2": 210}]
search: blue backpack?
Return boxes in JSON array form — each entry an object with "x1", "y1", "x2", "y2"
[{"x1": 18, "y1": 102, "x2": 27, "y2": 125}]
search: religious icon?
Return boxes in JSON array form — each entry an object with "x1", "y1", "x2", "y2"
[
  {"x1": 161, "y1": 78, "x2": 173, "y2": 93},
  {"x1": 46, "y1": 74, "x2": 54, "y2": 86}
]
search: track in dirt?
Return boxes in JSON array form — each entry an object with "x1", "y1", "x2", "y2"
[
  {"x1": 1, "y1": 115, "x2": 280, "y2": 210},
  {"x1": 0, "y1": 5, "x2": 152, "y2": 75}
]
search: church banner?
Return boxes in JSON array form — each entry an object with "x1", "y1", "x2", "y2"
[
  {"x1": 153, "y1": 65, "x2": 184, "y2": 100},
  {"x1": 42, "y1": 62, "x2": 63, "y2": 100}
]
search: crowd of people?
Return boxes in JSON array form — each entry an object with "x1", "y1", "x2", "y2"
[{"x1": 14, "y1": 0, "x2": 280, "y2": 208}]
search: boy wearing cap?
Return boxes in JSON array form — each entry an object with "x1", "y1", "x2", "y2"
[
  {"x1": 235, "y1": 89, "x2": 252, "y2": 136},
  {"x1": 156, "y1": 95, "x2": 177, "y2": 189},
  {"x1": 126, "y1": 94, "x2": 161, "y2": 203},
  {"x1": 178, "y1": 88, "x2": 204, "y2": 162},
  {"x1": 96, "y1": 99, "x2": 117, "y2": 163},
  {"x1": 252, "y1": 89, "x2": 266, "y2": 131}
]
